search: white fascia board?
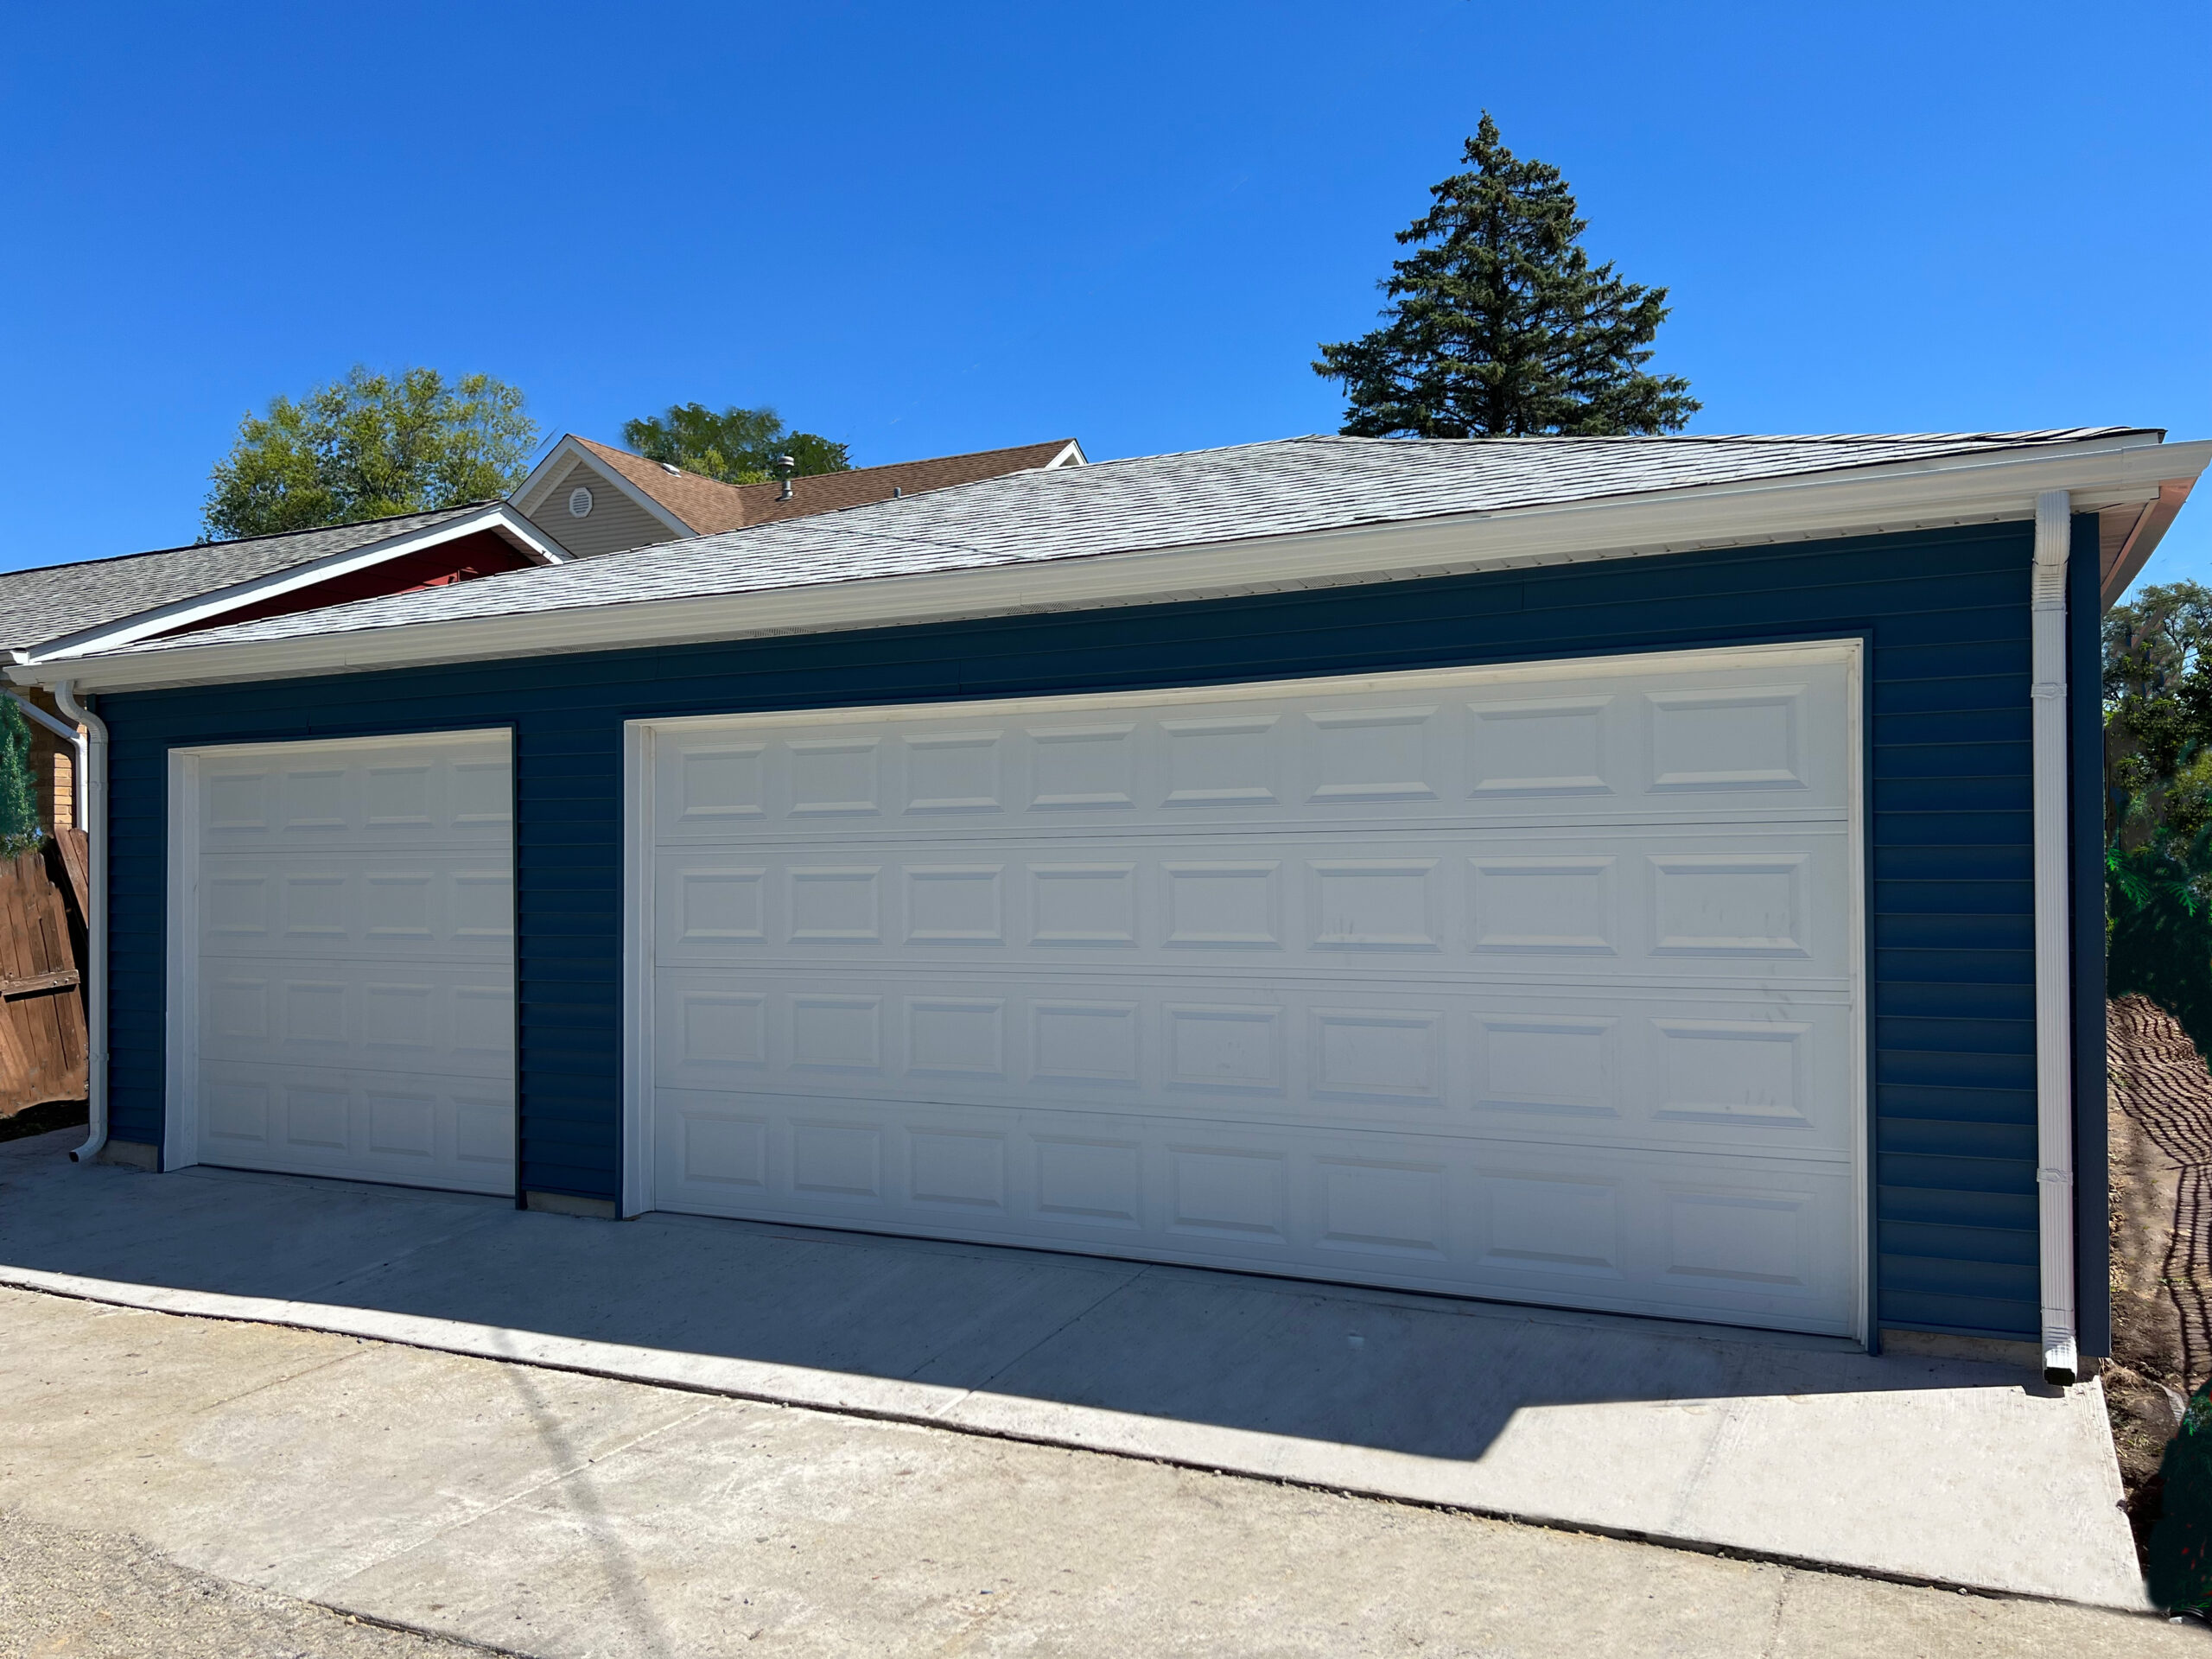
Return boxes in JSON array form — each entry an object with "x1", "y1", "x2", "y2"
[
  {"x1": 511, "y1": 436, "x2": 696, "y2": 538},
  {"x1": 15, "y1": 505, "x2": 562, "y2": 665},
  {"x1": 19, "y1": 434, "x2": 2210, "y2": 695},
  {"x1": 1043, "y1": 441, "x2": 1087, "y2": 468}
]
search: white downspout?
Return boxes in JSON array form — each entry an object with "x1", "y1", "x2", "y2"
[
  {"x1": 49, "y1": 680, "x2": 107, "y2": 1166},
  {"x1": 2031, "y1": 490, "x2": 2077, "y2": 1385},
  {"x1": 3, "y1": 690, "x2": 86, "y2": 830}
]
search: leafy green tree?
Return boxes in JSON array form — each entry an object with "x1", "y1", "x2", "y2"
[
  {"x1": 204, "y1": 367, "x2": 537, "y2": 541},
  {"x1": 2105, "y1": 582, "x2": 2212, "y2": 1064},
  {"x1": 622, "y1": 403, "x2": 852, "y2": 486},
  {"x1": 1315, "y1": 112, "x2": 1698, "y2": 438},
  {"x1": 0, "y1": 697, "x2": 41, "y2": 858}
]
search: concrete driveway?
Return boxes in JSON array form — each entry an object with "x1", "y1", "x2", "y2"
[{"x1": 0, "y1": 1128, "x2": 2147, "y2": 1618}]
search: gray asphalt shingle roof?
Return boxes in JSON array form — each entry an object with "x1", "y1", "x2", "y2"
[
  {"x1": 111, "y1": 431, "x2": 2149, "y2": 656},
  {"x1": 0, "y1": 504, "x2": 494, "y2": 655}
]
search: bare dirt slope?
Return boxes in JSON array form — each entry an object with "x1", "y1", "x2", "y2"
[{"x1": 2106, "y1": 995, "x2": 2212, "y2": 1564}]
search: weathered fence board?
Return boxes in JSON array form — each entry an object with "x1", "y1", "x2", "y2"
[{"x1": 0, "y1": 844, "x2": 88, "y2": 1116}]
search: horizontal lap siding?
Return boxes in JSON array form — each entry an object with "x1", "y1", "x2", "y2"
[{"x1": 98, "y1": 519, "x2": 2075, "y2": 1341}]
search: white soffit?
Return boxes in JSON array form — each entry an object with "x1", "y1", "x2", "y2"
[{"x1": 18, "y1": 434, "x2": 2210, "y2": 694}]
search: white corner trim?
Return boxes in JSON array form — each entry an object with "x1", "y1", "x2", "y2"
[
  {"x1": 512, "y1": 438, "x2": 698, "y2": 538},
  {"x1": 2030, "y1": 489, "x2": 2077, "y2": 1385},
  {"x1": 1043, "y1": 441, "x2": 1087, "y2": 468},
  {"x1": 16, "y1": 505, "x2": 563, "y2": 665}
]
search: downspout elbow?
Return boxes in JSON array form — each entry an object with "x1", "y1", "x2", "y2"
[{"x1": 48, "y1": 680, "x2": 107, "y2": 1166}]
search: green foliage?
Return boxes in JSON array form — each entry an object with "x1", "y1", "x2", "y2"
[
  {"x1": 2150, "y1": 1382, "x2": 2212, "y2": 1612},
  {"x1": 0, "y1": 697, "x2": 42, "y2": 859},
  {"x1": 204, "y1": 366, "x2": 538, "y2": 542},
  {"x1": 2105, "y1": 582, "x2": 2212, "y2": 1067},
  {"x1": 1314, "y1": 112, "x2": 1699, "y2": 439},
  {"x1": 621, "y1": 403, "x2": 852, "y2": 486}
]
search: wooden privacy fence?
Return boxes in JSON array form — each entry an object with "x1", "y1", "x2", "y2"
[{"x1": 1, "y1": 830, "x2": 88, "y2": 1116}]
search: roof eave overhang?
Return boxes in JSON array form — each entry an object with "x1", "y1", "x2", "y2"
[
  {"x1": 18, "y1": 435, "x2": 2209, "y2": 696},
  {"x1": 8, "y1": 504, "x2": 569, "y2": 668}
]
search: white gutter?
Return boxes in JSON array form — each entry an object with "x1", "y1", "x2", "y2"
[
  {"x1": 49, "y1": 681, "x2": 107, "y2": 1166},
  {"x1": 2030, "y1": 491, "x2": 2076, "y2": 1385},
  {"x1": 4, "y1": 690, "x2": 86, "y2": 828}
]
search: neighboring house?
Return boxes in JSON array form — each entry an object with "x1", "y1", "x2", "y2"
[
  {"x1": 0, "y1": 504, "x2": 563, "y2": 830},
  {"x1": 13, "y1": 429, "x2": 2207, "y2": 1385},
  {"x1": 511, "y1": 435, "x2": 1086, "y2": 558}
]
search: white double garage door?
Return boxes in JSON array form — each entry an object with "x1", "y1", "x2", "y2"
[{"x1": 175, "y1": 642, "x2": 1866, "y2": 1338}]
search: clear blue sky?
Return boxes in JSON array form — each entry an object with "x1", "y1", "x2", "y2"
[{"x1": 2, "y1": 2, "x2": 2205, "y2": 589}]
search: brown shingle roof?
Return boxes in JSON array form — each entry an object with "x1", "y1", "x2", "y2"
[{"x1": 569, "y1": 436, "x2": 1082, "y2": 535}]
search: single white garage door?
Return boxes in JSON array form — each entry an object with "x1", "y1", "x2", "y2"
[
  {"x1": 633, "y1": 645, "x2": 1864, "y2": 1337},
  {"x1": 173, "y1": 730, "x2": 515, "y2": 1194}
]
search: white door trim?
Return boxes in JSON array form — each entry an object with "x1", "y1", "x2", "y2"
[
  {"x1": 621, "y1": 642, "x2": 1866, "y2": 1340},
  {"x1": 167, "y1": 727, "x2": 515, "y2": 1180}
]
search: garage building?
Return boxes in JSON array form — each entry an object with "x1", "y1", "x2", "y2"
[{"x1": 16, "y1": 429, "x2": 2206, "y2": 1376}]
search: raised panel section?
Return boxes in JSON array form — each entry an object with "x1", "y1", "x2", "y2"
[
  {"x1": 1468, "y1": 697, "x2": 1611, "y2": 796},
  {"x1": 1647, "y1": 687, "x2": 1807, "y2": 792},
  {"x1": 1031, "y1": 864, "x2": 1136, "y2": 947},
  {"x1": 1027, "y1": 724, "x2": 1135, "y2": 810},
  {"x1": 904, "y1": 866, "x2": 1004, "y2": 944},
  {"x1": 1306, "y1": 706, "x2": 1439, "y2": 803},
  {"x1": 1308, "y1": 861, "x2": 1439, "y2": 951},
  {"x1": 1164, "y1": 862, "x2": 1280, "y2": 949},
  {"x1": 1166, "y1": 1003, "x2": 1283, "y2": 1095},
  {"x1": 787, "y1": 737, "x2": 880, "y2": 817},
  {"x1": 1316, "y1": 1160, "x2": 1447, "y2": 1259},
  {"x1": 1649, "y1": 855, "x2": 1809, "y2": 957},
  {"x1": 904, "y1": 733, "x2": 1003, "y2": 815},
  {"x1": 1162, "y1": 716, "x2": 1278, "y2": 806},
  {"x1": 1471, "y1": 857, "x2": 1614, "y2": 954},
  {"x1": 1033, "y1": 1001, "x2": 1141, "y2": 1086},
  {"x1": 1476, "y1": 1015, "x2": 1616, "y2": 1117}
]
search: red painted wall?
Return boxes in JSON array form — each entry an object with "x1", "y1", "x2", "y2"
[{"x1": 154, "y1": 530, "x2": 538, "y2": 639}]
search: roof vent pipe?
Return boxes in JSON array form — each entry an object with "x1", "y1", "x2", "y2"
[
  {"x1": 2030, "y1": 489, "x2": 2077, "y2": 1387},
  {"x1": 774, "y1": 455, "x2": 796, "y2": 503}
]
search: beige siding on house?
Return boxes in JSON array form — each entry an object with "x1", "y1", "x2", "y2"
[{"x1": 524, "y1": 460, "x2": 681, "y2": 559}]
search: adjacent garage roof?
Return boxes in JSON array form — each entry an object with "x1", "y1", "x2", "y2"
[
  {"x1": 100, "y1": 430, "x2": 2162, "y2": 656},
  {"x1": 0, "y1": 505, "x2": 502, "y2": 656}
]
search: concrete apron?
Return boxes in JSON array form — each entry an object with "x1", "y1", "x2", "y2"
[{"x1": 0, "y1": 1131, "x2": 2145, "y2": 1611}]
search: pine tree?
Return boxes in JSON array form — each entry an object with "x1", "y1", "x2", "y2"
[{"x1": 1315, "y1": 113, "x2": 1698, "y2": 438}]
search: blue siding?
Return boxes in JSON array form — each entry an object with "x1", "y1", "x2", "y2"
[{"x1": 94, "y1": 518, "x2": 2103, "y2": 1345}]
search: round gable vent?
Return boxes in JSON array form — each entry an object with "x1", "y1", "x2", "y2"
[{"x1": 567, "y1": 486, "x2": 594, "y2": 519}]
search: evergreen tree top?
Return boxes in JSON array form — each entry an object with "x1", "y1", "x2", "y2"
[{"x1": 1316, "y1": 113, "x2": 1699, "y2": 439}]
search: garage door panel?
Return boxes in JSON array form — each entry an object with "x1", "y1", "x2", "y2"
[
  {"x1": 649, "y1": 1087, "x2": 1856, "y2": 1334},
  {"x1": 199, "y1": 959, "x2": 512, "y2": 1077},
  {"x1": 186, "y1": 732, "x2": 515, "y2": 1196},
  {"x1": 648, "y1": 829, "x2": 1852, "y2": 980},
  {"x1": 197, "y1": 741, "x2": 511, "y2": 853},
  {"x1": 646, "y1": 659, "x2": 1853, "y2": 845},
  {"x1": 652, "y1": 969, "x2": 1855, "y2": 1157},
  {"x1": 198, "y1": 1059, "x2": 513, "y2": 1192},
  {"x1": 198, "y1": 853, "x2": 512, "y2": 962},
  {"x1": 644, "y1": 647, "x2": 1861, "y2": 1336}
]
